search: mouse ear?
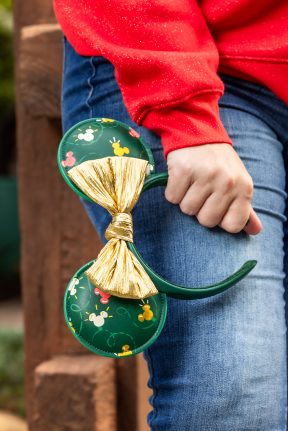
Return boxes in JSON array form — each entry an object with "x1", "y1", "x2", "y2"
[
  {"x1": 64, "y1": 260, "x2": 168, "y2": 358},
  {"x1": 57, "y1": 117, "x2": 155, "y2": 201}
]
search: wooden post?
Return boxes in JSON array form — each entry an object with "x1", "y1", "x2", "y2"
[
  {"x1": 13, "y1": 1, "x2": 152, "y2": 430},
  {"x1": 33, "y1": 356, "x2": 116, "y2": 431}
]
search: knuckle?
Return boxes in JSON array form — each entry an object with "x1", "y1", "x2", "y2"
[
  {"x1": 222, "y1": 174, "x2": 236, "y2": 192},
  {"x1": 243, "y1": 177, "x2": 254, "y2": 198},
  {"x1": 235, "y1": 173, "x2": 254, "y2": 199},
  {"x1": 180, "y1": 201, "x2": 194, "y2": 215},
  {"x1": 196, "y1": 213, "x2": 217, "y2": 228},
  {"x1": 226, "y1": 224, "x2": 242, "y2": 234},
  {"x1": 165, "y1": 189, "x2": 179, "y2": 204},
  {"x1": 205, "y1": 165, "x2": 217, "y2": 181},
  {"x1": 221, "y1": 219, "x2": 243, "y2": 233},
  {"x1": 179, "y1": 162, "x2": 191, "y2": 177},
  {"x1": 168, "y1": 159, "x2": 189, "y2": 176}
]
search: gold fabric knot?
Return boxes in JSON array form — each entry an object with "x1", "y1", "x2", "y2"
[
  {"x1": 105, "y1": 212, "x2": 133, "y2": 242},
  {"x1": 67, "y1": 156, "x2": 158, "y2": 299}
]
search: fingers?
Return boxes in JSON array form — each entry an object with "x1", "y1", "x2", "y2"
[
  {"x1": 164, "y1": 168, "x2": 191, "y2": 203},
  {"x1": 196, "y1": 196, "x2": 263, "y2": 235},
  {"x1": 164, "y1": 144, "x2": 263, "y2": 235},
  {"x1": 217, "y1": 196, "x2": 251, "y2": 233},
  {"x1": 243, "y1": 207, "x2": 263, "y2": 235},
  {"x1": 165, "y1": 178, "x2": 263, "y2": 235},
  {"x1": 178, "y1": 182, "x2": 213, "y2": 216},
  {"x1": 194, "y1": 191, "x2": 236, "y2": 227}
]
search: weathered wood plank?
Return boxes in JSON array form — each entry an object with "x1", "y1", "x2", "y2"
[
  {"x1": 19, "y1": 24, "x2": 62, "y2": 118},
  {"x1": 33, "y1": 355, "x2": 117, "y2": 431},
  {"x1": 137, "y1": 355, "x2": 152, "y2": 431},
  {"x1": 16, "y1": 112, "x2": 102, "y2": 423},
  {"x1": 14, "y1": 6, "x2": 152, "y2": 429},
  {"x1": 13, "y1": 0, "x2": 56, "y2": 46}
]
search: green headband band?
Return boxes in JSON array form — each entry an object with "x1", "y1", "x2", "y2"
[{"x1": 58, "y1": 117, "x2": 257, "y2": 358}]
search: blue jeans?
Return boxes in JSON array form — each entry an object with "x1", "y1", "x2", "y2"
[{"x1": 61, "y1": 37, "x2": 288, "y2": 430}]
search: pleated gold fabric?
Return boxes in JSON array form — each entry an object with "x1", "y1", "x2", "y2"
[{"x1": 67, "y1": 156, "x2": 159, "y2": 299}]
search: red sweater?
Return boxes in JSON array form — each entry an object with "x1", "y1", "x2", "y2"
[{"x1": 53, "y1": 0, "x2": 288, "y2": 158}]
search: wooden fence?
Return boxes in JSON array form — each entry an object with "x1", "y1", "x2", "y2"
[{"x1": 14, "y1": 1, "x2": 151, "y2": 429}]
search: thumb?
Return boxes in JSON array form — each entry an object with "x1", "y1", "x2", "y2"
[{"x1": 243, "y1": 207, "x2": 263, "y2": 235}]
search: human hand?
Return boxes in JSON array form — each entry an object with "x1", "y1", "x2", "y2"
[{"x1": 165, "y1": 144, "x2": 263, "y2": 235}]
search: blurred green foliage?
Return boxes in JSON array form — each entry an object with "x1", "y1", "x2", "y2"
[
  {"x1": 0, "y1": 330, "x2": 25, "y2": 417},
  {"x1": 0, "y1": 4, "x2": 23, "y2": 418},
  {"x1": 0, "y1": 0, "x2": 13, "y2": 115},
  {"x1": 0, "y1": 0, "x2": 12, "y2": 11},
  {"x1": 0, "y1": 0, "x2": 18, "y2": 270}
]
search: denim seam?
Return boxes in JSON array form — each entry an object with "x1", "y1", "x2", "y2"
[
  {"x1": 146, "y1": 348, "x2": 159, "y2": 427},
  {"x1": 86, "y1": 57, "x2": 97, "y2": 118},
  {"x1": 285, "y1": 370, "x2": 288, "y2": 431},
  {"x1": 60, "y1": 36, "x2": 67, "y2": 133}
]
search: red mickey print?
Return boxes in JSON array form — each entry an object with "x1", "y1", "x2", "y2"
[
  {"x1": 94, "y1": 287, "x2": 111, "y2": 304},
  {"x1": 128, "y1": 128, "x2": 140, "y2": 138},
  {"x1": 61, "y1": 151, "x2": 76, "y2": 168}
]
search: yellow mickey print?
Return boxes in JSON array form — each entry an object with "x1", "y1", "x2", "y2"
[
  {"x1": 101, "y1": 118, "x2": 115, "y2": 123},
  {"x1": 138, "y1": 304, "x2": 154, "y2": 322},
  {"x1": 117, "y1": 344, "x2": 133, "y2": 356},
  {"x1": 110, "y1": 137, "x2": 130, "y2": 156}
]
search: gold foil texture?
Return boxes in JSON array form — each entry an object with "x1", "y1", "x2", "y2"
[{"x1": 68, "y1": 157, "x2": 158, "y2": 299}]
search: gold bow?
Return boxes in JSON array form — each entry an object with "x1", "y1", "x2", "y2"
[{"x1": 67, "y1": 156, "x2": 158, "y2": 299}]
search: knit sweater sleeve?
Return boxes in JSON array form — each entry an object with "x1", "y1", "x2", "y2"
[{"x1": 53, "y1": 0, "x2": 233, "y2": 158}]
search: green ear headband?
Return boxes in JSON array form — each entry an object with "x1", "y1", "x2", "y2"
[{"x1": 58, "y1": 117, "x2": 257, "y2": 358}]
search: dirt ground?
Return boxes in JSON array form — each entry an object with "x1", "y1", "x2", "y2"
[
  {"x1": 0, "y1": 299, "x2": 27, "y2": 431},
  {"x1": 0, "y1": 299, "x2": 23, "y2": 330}
]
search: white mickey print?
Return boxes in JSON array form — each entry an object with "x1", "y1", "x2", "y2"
[
  {"x1": 68, "y1": 277, "x2": 79, "y2": 296},
  {"x1": 77, "y1": 128, "x2": 95, "y2": 142},
  {"x1": 145, "y1": 163, "x2": 154, "y2": 176},
  {"x1": 89, "y1": 311, "x2": 108, "y2": 327}
]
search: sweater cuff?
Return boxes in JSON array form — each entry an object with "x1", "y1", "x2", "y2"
[{"x1": 139, "y1": 91, "x2": 233, "y2": 159}]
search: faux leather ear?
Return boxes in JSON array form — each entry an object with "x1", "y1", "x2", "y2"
[
  {"x1": 64, "y1": 260, "x2": 168, "y2": 358},
  {"x1": 59, "y1": 117, "x2": 258, "y2": 359},
  {"x1": 57, "y1": 117, "x2": 155, "y2": 201}
]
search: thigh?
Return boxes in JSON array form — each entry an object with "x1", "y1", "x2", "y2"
[
  {"x1": 137, "y1": 108, "x2": 287, "y2": 431},
  {"x1": 61, "y1": 39, "x2": 287, "y2": 430}
]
